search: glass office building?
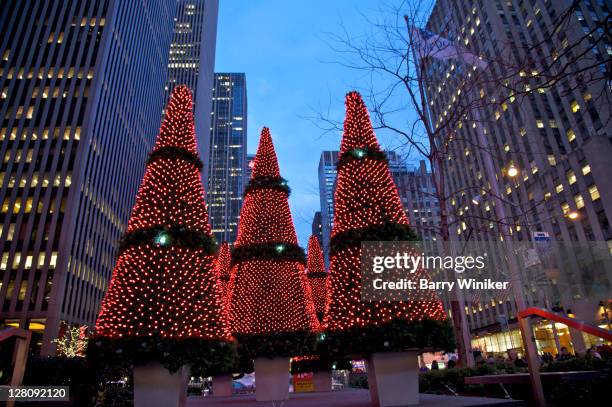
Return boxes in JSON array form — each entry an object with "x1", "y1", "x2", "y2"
[
  {"x1": 0, "y1": 0, "x2": 174, "y2": 354},
  {"x1": 164, "y1": 0, "x2": 218, "y2": 189},
  {"x1": 207, "y1": 73, "x2": 247, "y2": 245}
]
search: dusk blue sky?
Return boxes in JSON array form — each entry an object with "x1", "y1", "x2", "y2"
[{"x1": 215, "y1": 1, "x2": 416, "y2": 247}]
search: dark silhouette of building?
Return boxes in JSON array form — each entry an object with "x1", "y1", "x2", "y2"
[{"x1": 0, "y1": 0, "x2": 175, "y2": 354}]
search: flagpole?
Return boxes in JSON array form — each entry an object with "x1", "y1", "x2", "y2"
[
  {"x1": 404, "y1": 16, "x2": 475, "y2": 369},
  {"x1": 411, "y1": 17, "x2": 547, "y2": 405}
]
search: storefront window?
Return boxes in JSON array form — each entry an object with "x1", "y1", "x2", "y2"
[
  {"x1": 583, "y1": 327, "x2": 612, "y2": 349},
  {"x1": 533, "y1": 321, "x2": 574, "y2": 355},
  {"x1": 471, "y1": 329, "x2": 523, "y2": 357}
]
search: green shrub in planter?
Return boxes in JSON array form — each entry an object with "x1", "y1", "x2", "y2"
[
  {"x1": 541, "y1": 355, "x2": 608, "y2": 372},
  {"x1": 97, "y1": 385, "x2": 134, "y2": 407},
  {"x1": 23, "y1": 356, "x2": 96, "y2": 406},
  {"x1": 23, "y1": 355, "x2": 133, "y2": 407},
  {"x1": 546, "y1": 367, "x2": 612, "y2": 406},
  {"x1": 319, "y1": 319, "x2": 455, "y2": 359},
  {"x1": 418, "y1": 363, "x2": 526, "y2": 397}
]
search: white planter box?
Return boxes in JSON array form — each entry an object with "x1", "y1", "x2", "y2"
[
  {"x1": 254, "y1": 357, "x2": 290, "y2": 402},
  {"x1": 133, "y1": 363, "x2": 188, "y2": 407},
  {"x1": 212, "y1": 374, "x2": 233, "y2": 397},
  {"x1": 313, "y1": 370, "x2": 332, "y2": 392},
  {"x1": 368, "y1": 351, "x2": 419, "y2": 407}
]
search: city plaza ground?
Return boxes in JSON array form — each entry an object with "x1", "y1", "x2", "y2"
[{"x1": 187, "y1": 390, "x2": 524, "y2": 407}]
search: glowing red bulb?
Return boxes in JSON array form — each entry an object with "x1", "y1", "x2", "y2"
[
  {"x1": 324, "y1": 92, "x2": 446, "y2": 333},
  {"x1": 95, "y1": 85, "x2": 229, "y2": 343},
  {"x1": 226, "y1": 128, "x2": 319, "y2": 336}
]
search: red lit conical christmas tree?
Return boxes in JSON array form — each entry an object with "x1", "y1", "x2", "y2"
[
  {"x1": 215, "y1": 242, "x2": 232, "y2": 327},
  {"x1": 215, "y1": 242, "x2": 232, "y2": 301},
  {"x1": 226, "y1": 128, "x2": 319, "y2": 348},
  {"x1": 306, "y1": 235, "x2": 327, "y2": 322},
  {"x1": 92, "y1": 86, "x2": 231, "y2": 370},
  {"x1": 323, "y1": 92, "x2": 451, "y2": 354}
]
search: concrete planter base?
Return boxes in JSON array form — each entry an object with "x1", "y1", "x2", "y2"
[
  {"x1": 212, "y1": 374, "x2": 233, "y2": 397},
  {"x1": 254, "y1": 357, "x2": 290, "y2": 402},
  {"x1": 313, "y1": 370, "x2": 332, "y2": 392},
  {"x1": 133, "y1": 363, "x2": 188, "y2": 407},
  {"x1": 368, "y1": 351, "x2": 419, "y2": 407}
]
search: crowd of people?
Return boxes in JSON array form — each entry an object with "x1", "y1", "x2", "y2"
[{"x1": 422, "y1": 344, "x2": 606, "y2": 370}]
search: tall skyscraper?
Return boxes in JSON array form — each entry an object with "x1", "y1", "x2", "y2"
[
  {"x1": 318, "y1": 150, "x2": 407, "y2": 264},
  {"x1": 318, "y1": 151, "x2": 338, "y2": 266},
  {"x1": 164, "y1": 0, "x2": 218, "y2": 188},
  {"x1": 311, "y1": 211, "x2": 323, "y2": 246},
  {"x1": 395, "y1": 160, "x2": 441, "y2": 248},
  {"x1": 0, "y1": 0, "x2": 175, "y2": 354},
  {"x1": 207, "y1": 73, "x2": 247, "y2": 244},
  {"x1": 245, "y1": 153, "x2": 255, "y2": 183},
  {"x1": 424, "y1": 0, "x2": 611, "y2": 354}
]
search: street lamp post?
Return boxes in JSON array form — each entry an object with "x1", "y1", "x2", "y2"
[{"x1": 406, "y1": 20, "x2": 475, "y2": 368}]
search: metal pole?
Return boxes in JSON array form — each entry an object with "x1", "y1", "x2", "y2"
[
  {"x1": 471, "y1": 109, "x2": 546, "y2": 406},
  {"x1": 551, "y1": 322, "x2": 562, "y2": 355},
  {"x1": 407, "y1": 18, "x2": 545, "y2": 404},
  {"x1": 447, "y1": 241, "x2": 476, "y2": 367}
]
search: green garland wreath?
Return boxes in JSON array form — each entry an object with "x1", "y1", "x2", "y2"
[
  {"x1": 118, "y1": 225, "x2": 217, "y2": 255},
  {"x1": 325, "y1": 223, "x2": 451, "y2": 356},
  {"x1": 318, "y1": 319, "x2": 455, "y2": 358},
  {"x1": 235, "y1": 331, "x2": 318, "y2": 359},
  {"x1": 330, "y1": 222, "x2": 417, "y2": 256},
  {"x1": 244, "y1": 176, "x2": 291, "y2": 196},
  {"x1": 336, "y1": 147, "x2": 388, "y2": 170},
  {"x1": 147, "y1": 146, "x2": 203, "y2": 170},
  {"x1": 87, "y1": 336, "x2": 236, "y2": 376},
  {"x1": 231, "y1": 242, "x2": 306, "y2": 266},
  {"x1": 307, "y1": 272, "x2": 328, "y2": 279}
]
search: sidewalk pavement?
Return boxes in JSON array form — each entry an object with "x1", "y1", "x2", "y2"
[{"x1": 187, "y1": 389, "x2": 525, "y2": 406}]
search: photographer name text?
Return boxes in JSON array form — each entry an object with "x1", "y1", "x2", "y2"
[{"x1": 372, "y1": 278, "x2": 509, "y2": 291}]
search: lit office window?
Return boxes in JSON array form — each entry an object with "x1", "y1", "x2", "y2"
[
  {"x1": 574, "y1": 194, "x2": 585, "y2": 209},
  {"x1": 588, "y1": 185, "x2": 600, "y2": 201}
]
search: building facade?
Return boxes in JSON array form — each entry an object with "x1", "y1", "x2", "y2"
[
  {"x1": 0, "y1": 0, "x2": 175, "y2": 354},
  {"x1": 245, "y1": 153, "x2": 255, "y2": 183},
  {"x1": 164, "y1": 0, "x2": 218, "y2": 189},
  {"x1": 395, "y1": 160, "x2": 441, "y2": 250},
  {"x1": 311, "y1": 211, "x2": 323, "y2": 246},
  {"x1": 317, "y1": 151, "x2": 338, "y2": 266},
  {"x1": 424, "y1": 0, "x2": 611, "y2": 355},
  {"x1": 207, "y1": 73, "x2": 247, "y2": 245}
]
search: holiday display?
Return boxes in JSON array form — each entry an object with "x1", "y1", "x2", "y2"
[
  {"x1": 322, "y1": 91, "x2": 453, "y2": 356},
  {"x1": 226, "y1": 127, "x2": 319, "y2": 357},
  {"x1": 306, "y1": 235, "x2": 327, "y2": 322},
  {"x1": 215, "y1": 243, "x2": 232, "y2": 304},
  {"x1": 289, "y1": 236, "x2": 333, "y2": 376},
  {"x1": 90, "y1": 86, "x2": 232, "y2": 373}
]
